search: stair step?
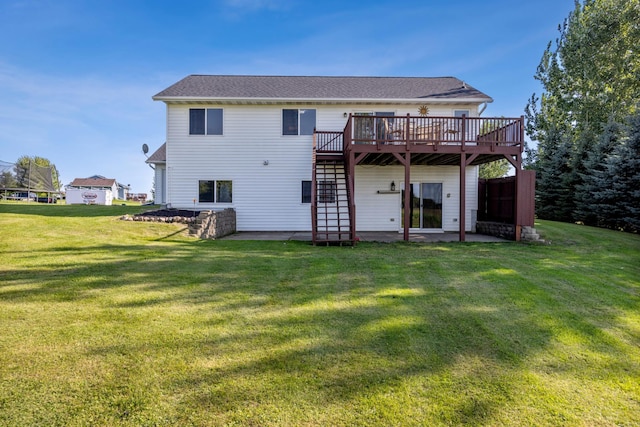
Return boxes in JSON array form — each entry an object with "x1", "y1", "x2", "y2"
[{"x1": 312, "y1": 154, "x2": 355, "y2": 245}]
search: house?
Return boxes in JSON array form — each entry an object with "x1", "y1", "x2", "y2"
[
  {"x1": 151, "y1": 75, "x2": 534, "y2": 244},
  {"x1": 116, "y1": 182, "x2": 131, "y2": 200},
  {"x1": 66, "y1": 176, "x2": 118, "y2": 205},
  {"x1": 67, "y1": 175, "x2": 133, "y2": 201}
]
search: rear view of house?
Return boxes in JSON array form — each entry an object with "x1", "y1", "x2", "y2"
[{"x1": 151, "y1": 75, "x2": 533, "y2": 243}]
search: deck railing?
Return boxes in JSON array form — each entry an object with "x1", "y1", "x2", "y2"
[
  {"x1": 315, "y1": 115, "x2": 524, "y2": 153},
  {"x1": 315, "y1": 130, "x2": 344, "y2": 152}
]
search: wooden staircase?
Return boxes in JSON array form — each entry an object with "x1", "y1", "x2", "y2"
[{"x1": 311, "y1": 133, "x2": 355, "y2": 245}]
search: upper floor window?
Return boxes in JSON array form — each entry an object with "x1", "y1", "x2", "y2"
[
  {"x1": 453, "y1": 110, "x2": 470, "y2": 134},
  {"x1": 190, "y1": 108, "x2": 223, "y2": 135},
  {"x1": 283, "y1": 109, "x2": 316, "y2": 135}
]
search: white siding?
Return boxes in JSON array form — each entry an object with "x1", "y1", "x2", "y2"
[
  {"x1": 166, "y1": 104, "x2": 313, "y2": 230},
  {"x1": 354, "y1": 165, "x2": 478, "y2": 232},
  {"x1": 153, "y1": 165, "x2": 166, "y2": 204},
  {"x1": 163, "y1": 103, "x2": 480, "y2": 231}
]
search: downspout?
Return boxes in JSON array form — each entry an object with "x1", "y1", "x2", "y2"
[{"x1": 478, "y1": 102, "x2": 488, "y2": 116}]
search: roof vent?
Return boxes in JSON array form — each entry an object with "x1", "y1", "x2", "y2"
[{"x1": 462, "y1": 81, "x2": 467, "y2": 89}]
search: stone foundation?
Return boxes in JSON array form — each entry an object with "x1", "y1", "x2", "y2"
[
  {"x1": 188, "y1": 209, "x2": 236, "y2": 239},
  {"x1": 476, "y1": 221, "x2": 515, "y2": 241}
]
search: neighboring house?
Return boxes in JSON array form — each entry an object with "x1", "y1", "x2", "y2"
[
  {"x1": 66, "y1": 177, "x2": 119, "y2": 205},
  {"x1": 152, "y1": 75, "x2": 534, "y2": 244},
  {"x1": 68, "y1": 177, "x2": 118, "y2": 194},
  {"x1": 68, "y1": 175, "x2": 131, "y2": 200},
  {"x1": 116, "y1": 182, "x2": 131, "y2": 200}
]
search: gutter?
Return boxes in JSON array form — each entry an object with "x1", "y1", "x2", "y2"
[{"x1": 151, "y1": 96, "x2": 494, "y2": 105}]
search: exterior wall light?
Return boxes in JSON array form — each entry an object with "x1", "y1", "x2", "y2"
[{"x1": 390, "y1": 181, "x2": 396, "y2": 191}]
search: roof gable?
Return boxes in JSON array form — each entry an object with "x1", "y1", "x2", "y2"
[
  {"x1": 146, "y1": 143, "x2": 166, "y2": 164},
  {"x1": 153, "y1": 75, "x2": 492, "y2": 103},
  {"x1": 69, "y1": 178, "x2": 116, "y2": 187}
]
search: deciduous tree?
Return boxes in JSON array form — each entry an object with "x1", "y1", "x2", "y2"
[
  {"x1": 525, "y1": 0, "x2": 640, "y2": 225},
  {"x1": 14, "y1": 156, "x2": 62, "y2": 191}
]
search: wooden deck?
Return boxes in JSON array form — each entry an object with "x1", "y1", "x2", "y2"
[
  {"x1": 316, "y1": 114, "x2": 524, "y2": 167},
  {"x1": 312, "y1": 114, "x2": 530, "y2": 245}
]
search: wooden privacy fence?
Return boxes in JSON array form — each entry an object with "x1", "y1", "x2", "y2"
[
  {"x1": 479, "y1": 176, "x2": 515, "y2": 223},
  {"x1": 478, "y1": 171, "x2": 535, "y2": 226}
]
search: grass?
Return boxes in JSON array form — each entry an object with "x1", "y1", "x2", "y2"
[{"x1": 1, "y1": 203, "x2": 639, "y2": 426}]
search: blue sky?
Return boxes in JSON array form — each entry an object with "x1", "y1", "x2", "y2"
[{"x1": 0, "y1": 0, "x2": 575, "y2": 195}]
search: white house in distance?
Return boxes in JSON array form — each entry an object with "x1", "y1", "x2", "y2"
[
  {"x1": 66, "y1": 176, "x2": 119, "y2": 205},
  {"x1": 150, "y1": 75, "x2": 534, "y2": 244}
]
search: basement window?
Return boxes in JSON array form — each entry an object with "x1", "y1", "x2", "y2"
[
  {"x1": 198, "y1": 180, "x2": 232, "y2": 203},
  {"x1": 301, "y1": 181, "x2": 311, "y2": 203},
  {"x1": 318, "y1": 180, "x2": 336, "y2": 203}
]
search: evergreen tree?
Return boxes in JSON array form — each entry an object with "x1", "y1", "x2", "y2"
[
  {"x1": 574, "y1": 120, "x2": 625, "y2": 225},
  {"x1": 597, "y1": 112, "x2": 640, "y2": 232},
  {"x1": 525, "y1": 0, "x2": 640, "y2": 224},
  {"x1": 536, "y1": 129, "x2": 574, "y2": 221}
]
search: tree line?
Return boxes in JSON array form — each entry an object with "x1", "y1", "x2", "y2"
[{"x1": 525, "y1": 0, "x2": 640, "y2": 233}]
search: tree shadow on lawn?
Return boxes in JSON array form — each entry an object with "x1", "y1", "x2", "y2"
[{"x1": 3, "y1": 239, "x2": 639, "y2": 425}]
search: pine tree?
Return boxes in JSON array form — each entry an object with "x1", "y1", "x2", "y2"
[
  {"x1": 575, "y1": 120, "x2": 625, "y2": 226},
  {"x1": 574, "y1": 120, "x2": 624, "y2": 226},
  {"x1": 536, "y1": 129, "x2": 574, "y2": 221},
  {"x1": 525, "y1": 0, "x2": 640, "y2": 225},
  {"x1": 600, "y1": 112, "x2": 640, "y2": 232}
]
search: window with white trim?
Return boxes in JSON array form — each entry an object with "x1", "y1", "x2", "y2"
[
  {"x1": 454, "y1": 110, "x2": 471, "y2": 138},
  {"x1": 190, "y1": 108, "x2": 223, "y2": 135}
]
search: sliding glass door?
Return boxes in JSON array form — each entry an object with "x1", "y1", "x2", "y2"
[{"x1": 401, "y1": 183, "x2": 443, "y2": 229}]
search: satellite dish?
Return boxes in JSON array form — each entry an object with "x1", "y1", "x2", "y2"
[{"x1": 142, "y1": 143, "x2": 149, "y2": 154}]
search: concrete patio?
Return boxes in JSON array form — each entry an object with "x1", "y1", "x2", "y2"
[{"x1": 219, "y1": 231, "x2": 508, "y2": 243}]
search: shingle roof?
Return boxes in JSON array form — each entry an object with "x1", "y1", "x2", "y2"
[
  {"x1": 69, "y1": 178, "x2": 116, "y2": 187},
  {"x1": 153, "y1": 75, "x2": 492, "y2": 102},
  {"x1": 146, "y1": 143, "x2": 166, "y2": 164}
]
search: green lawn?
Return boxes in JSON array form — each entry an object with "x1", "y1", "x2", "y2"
[{"x1": 1, "y1": 203, "x2": 639, "y2": 426}]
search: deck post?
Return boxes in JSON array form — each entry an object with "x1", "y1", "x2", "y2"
[
  {"x1": 461, "y1": 114, "x2": 466, "y2": 152},
  {"x1": 514, "y1": 163, "x2": 521, "y2": 241},
  {"x1": 459, "y1": 153, "x2": 466, "y2": 242},
  {"x1": 405, "y1": 114, "x2": 411, "y2": 150},
  {"x1": 404, "y1": 152, "x2": 411, "y2": 241},
  {"x1": 349, "y1": 150, "x2": 357, "y2": 243}
]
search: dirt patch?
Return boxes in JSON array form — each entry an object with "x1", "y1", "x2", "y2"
[{"x1": 135, "y1": 208, "x2": 201, "y2": 218}]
